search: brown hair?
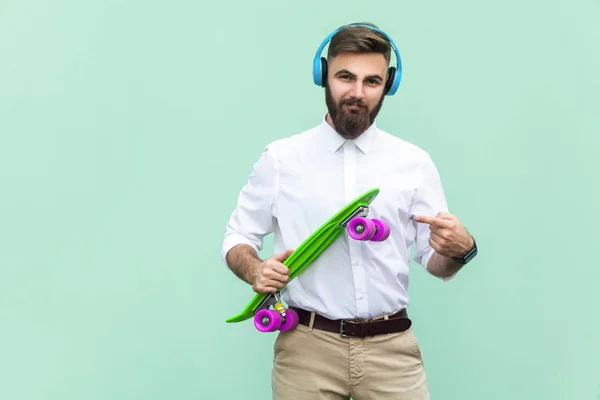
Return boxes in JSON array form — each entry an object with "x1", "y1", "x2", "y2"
[{"x1": 326, "y1": 23, "x2": 391, "y2": 65}]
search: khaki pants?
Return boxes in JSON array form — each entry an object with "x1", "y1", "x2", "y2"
[{"x1": 272, "y1": 317, "x2": 430, "y2": 399}]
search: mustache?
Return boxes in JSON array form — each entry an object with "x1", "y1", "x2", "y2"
[{"x1": 340, "y1": 98, "x2": 367, "y2": 108}]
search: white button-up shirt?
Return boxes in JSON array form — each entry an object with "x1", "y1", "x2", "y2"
[{"x1": 221, "y1": 116, "x2": 451, "y2": 320}]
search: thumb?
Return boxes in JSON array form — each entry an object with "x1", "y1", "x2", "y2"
[{"x1": 273, "y1": 248, "x2": 294, "y2": 261}]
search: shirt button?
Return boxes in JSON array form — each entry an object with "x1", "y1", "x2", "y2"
[{"x1": 357, "y1": 296, "x2": 364, "y2": 300}]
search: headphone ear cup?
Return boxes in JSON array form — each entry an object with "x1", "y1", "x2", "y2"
[
  {"x1": 385, "y1": 67, "x2": 396, "y2": 95},
  {"x1": 320, "y1": 57, "x2": 328, "y2": 87}
]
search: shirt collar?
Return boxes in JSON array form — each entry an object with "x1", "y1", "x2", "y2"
[{"x1": 319, "y1": 115, "x2": 378, "y2": 154}]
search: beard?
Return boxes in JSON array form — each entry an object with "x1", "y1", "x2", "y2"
[{"x1": 325, "y1": 85, "x2": 385, "y2": 140}]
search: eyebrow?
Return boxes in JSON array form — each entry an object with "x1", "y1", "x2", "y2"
[{"x1": 335, "y1": 69, "x2": 384, "y2": 82}]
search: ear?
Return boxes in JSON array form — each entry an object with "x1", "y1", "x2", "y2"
[
  {"x1": 320, "y1": 57, "x2": 328, "y2": 87},
  {"x1": 384, "y1": 66, "x2": 396, "y2": 95}
]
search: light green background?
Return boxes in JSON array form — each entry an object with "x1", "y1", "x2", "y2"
[{"x1": 1, "y1": 0, "x2": 599, "y2": 399}]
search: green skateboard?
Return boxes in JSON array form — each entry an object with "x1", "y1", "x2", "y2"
[{"x1": 225, "y1": 187, "x2": 391, "y2": 333}]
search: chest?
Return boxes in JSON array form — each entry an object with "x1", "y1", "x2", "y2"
[{"x1": 274, "y1": 149, "x2": 420, "y2": 230}]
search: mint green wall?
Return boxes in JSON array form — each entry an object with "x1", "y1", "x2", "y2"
[{"x1": 1, "y1": 0, "x2": 599, "y2": 399}]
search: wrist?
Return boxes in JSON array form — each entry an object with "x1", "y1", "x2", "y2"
[
  {"x1": 246, "y1": 259, "x2": 263, "y2": 284},
  {"x1": 461, "y1": 236, "x2": 475, "y2": 256},
  {"x1": 453, "y1": 235, "x2": 477, "y2": 264}
]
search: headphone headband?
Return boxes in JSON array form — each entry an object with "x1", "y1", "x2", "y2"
[{"x1": 312, "y1": 24, "x2": 402, "y2": 96}]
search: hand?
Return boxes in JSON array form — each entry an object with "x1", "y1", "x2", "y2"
[
  {"x1": 250, "y1": 249, "x2": 294, "y2": 294},
  {"x1": 414, "y1": 212, "x2": 473, "y2": 259}
]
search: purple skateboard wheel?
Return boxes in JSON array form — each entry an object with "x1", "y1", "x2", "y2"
[
  {"x1": 348, "y1": 217, "x2": 376, "y2": 241},
  {"x1": 371, "y1": 219, "x2": 390, "y2": 241},
  {"x1": 254, "y1": 309, "x2": 282, "y2": 332},
  {"x1": 279, "y1": 309, "x2": 299, "y2": 331}
]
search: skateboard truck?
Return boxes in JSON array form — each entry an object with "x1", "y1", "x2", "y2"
[
  {"x1": 339, "y1": 206, "x2": 369, "y2": 228},
  {"x1": 255, "y1": 292, "x2": 283, "y2": 316}
]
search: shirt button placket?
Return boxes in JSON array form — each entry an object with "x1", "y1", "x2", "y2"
[{"x1": 343, "y1": 141, "x2": 367, "y2": 317}]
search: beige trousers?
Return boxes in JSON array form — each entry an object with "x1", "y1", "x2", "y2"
[{"x1": 271, "y1": 317, "x2": 430, "y2": 399}]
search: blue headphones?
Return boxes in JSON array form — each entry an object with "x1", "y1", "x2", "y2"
[{"x1": 312, "y1": 24, "x2": 403, "y2": 96}]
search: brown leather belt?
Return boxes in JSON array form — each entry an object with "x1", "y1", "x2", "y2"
[{"x1": 290, "y1": 307, "x2": 411, "y2": 338}]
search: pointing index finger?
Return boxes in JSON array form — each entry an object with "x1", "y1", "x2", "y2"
[{"x1": 414, "y1": 215, "x2": 452, "y2": 229}]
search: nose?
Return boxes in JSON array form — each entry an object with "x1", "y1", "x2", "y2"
[{"x1": 349, "y1": 81, "x2": 365, "y2": 99}]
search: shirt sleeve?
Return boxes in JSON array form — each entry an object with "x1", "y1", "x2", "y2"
[
  {"x1": 409, "y1": 153, "x2": 456, "y2": 281},
  {"x1": 220, "y1": 145, "x2": 278, "y2": 268}
]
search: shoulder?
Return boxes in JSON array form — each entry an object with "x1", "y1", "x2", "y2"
[{"x1": 262, "y1": 124, "x2": 320, "y2": 157}]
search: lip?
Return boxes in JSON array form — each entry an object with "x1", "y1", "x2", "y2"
[{"x1": 344, "y1": 104, "x2": 361, "y2": 110}]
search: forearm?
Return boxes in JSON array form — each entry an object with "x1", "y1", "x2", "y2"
[
  {"x1": 225, "y1": 244, "x2": 263, "y2": 285},
  {"x1": 426, "y1": 251, "x2": 465, "y2": 279}
]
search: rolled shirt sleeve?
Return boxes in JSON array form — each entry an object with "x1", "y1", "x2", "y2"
[
  {"x1": 221, "y1": 145, "x2": 278, "y2": 268},
  {"x1": 410, "y1": 154, "x2": 456, "y2": 281}
]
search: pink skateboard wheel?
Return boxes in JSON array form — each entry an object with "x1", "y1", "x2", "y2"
[
  {"x1": 348, "y1": 217, "x2": 375, "y2": 241},
  {"x1": 279, "y1": 308, "x2": 299, "y2": 331},
  {"x1": 371, "y1": 219, "x2": 390, "y2": 241},
  {"x1": 254, "y1": 309, "x2": 282, "y2": 332}
]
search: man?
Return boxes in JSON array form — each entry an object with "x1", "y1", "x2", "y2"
[{"x1": 221, "y1": 23, "x2": 477, "y2": 400}]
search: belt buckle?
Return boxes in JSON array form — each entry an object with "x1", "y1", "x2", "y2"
[
  {"x1": 340, "y1": 319, "x2": 361, "y2": 338},
  {"x1": 340, "y1": 318, "x2": 374, "y2": 338},
  {"x1": 340, "y1": 318, "x2": 364, "y2": 338}
]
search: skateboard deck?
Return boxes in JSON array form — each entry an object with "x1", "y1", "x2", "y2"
[{"x1": 226, "y1": 187, "x2": 385, "y2": 328}]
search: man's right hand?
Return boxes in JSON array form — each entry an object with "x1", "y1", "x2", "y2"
[{"x1": 250, "y1": 249, "x2": 294, "y2": 293}]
